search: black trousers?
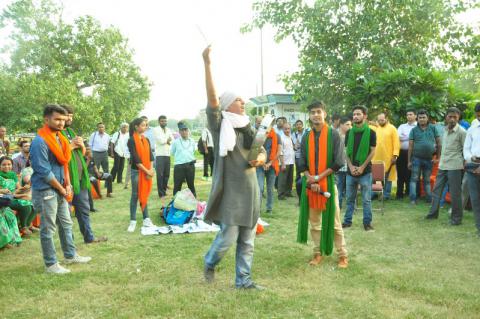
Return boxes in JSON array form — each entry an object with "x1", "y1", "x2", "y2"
[
  {"x1": 278, "y1": 164, "x2": 294, "y2": 197},
  {"x1": 396, "y1": 149, "x2": 410, "y2": 198},
  {"x1": 155, "y1": 156, "x2": 171, "y2": 197},
  {"x1": 110, "y1": 153, "x2": 125, "y2": 183},
  {"x1": 203, "y1": 147, "x2": 214, "y2": 177},
  {"x1": 173, "y1": 162, "x2": 196, "y2": 197},
  {"x1": 90, "y1": 173, "x2": 113, "y2": 195}
]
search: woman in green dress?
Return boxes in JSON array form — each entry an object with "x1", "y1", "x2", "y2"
[
  {"x1": 0, "y1": 205, "x2": 22, "y2": 249},
  {"x1": 0, "y1": 156, "x2": 36, "y2": 237}
]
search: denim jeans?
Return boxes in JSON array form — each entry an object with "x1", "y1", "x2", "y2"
[
  {"x1": 130, "y1": 169, "x2": 150, "y2": 221},
  {"x1": 204, "y1": 224, "x2": 256, "y2": 287},
  {"x1": 256, "y1": 167, "x2": 276, "y2": 211},
  {"x1": 72, "y1": 188, "x2": 95, "y2": 243},
  {"x1": 343, "y1": 173, "x2": 373, "y2": 225},
  {"x1": 466, "y1": 171, "x2": 480, "y2": 232},
  {"x1": 409, "y1": 157, "x2": 433, "y2": 202},
  {"x1": 32, "y1": 188, "x2": 76, "y2": 267},
  {"x1": 335, "y1": 171, "x2": 347, "y2": 210}
]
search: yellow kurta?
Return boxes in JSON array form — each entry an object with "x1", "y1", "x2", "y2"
[{"x1": 371, "y1": 123, "x2": 400, "y2": 181}]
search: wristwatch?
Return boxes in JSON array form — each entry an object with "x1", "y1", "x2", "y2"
[{"x1": 314, "y1": 175, "x2": 320, "y2": 182}]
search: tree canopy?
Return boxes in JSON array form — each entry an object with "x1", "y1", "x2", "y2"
[
  {"x1": 0, "y1": 0, "x2": 151, "y2": 134},
  {"x1": 245, "y1": 0, "x2": 479, "y2": 121}
]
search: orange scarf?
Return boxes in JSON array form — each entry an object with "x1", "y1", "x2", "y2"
[
  {"x1": 267, "y1": 130, "x2": 280, "y2": 176},
  {"x1": 37, "y1": 124, "x2": 72, "y2": 200},
  {"x1": 307, "y1": 125, "x2": 328, "y2": 210},
  {"x1": 133, "y1": 132, "x2": 152, "y2": 210}
]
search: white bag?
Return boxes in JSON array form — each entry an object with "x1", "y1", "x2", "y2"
[{"x1": 173, "y1": 188, "x2": 198, "y2": 211}]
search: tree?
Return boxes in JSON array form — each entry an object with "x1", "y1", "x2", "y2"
[
  {"x1": 0, "y1": 0, "x2": 151, "y2": 134},
  {"x1": 245, "y1": 0, "x2": 480, "y2": 113}
]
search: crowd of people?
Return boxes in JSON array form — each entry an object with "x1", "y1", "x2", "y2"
[{"x1": 0, "y1": 46, "x2": 479, "y2": 291}]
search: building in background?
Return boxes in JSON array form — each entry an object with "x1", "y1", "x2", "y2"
[{"x1": 250, "y1": 94, "x2": 306, "y2": 125}]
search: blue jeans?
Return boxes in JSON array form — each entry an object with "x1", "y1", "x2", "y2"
[
  {"x1": 343, "y1": 173, "x2": 373, "y2": 225},
  {"x1": 130, "y1": 169, "x2": 150, "y2": 221},
  {"x1": 256, "y1": 167, "x2": 276, "y2": 211},
  {"x1": 32, "y1": 188, "x2": 76, "y2": 267},
  {"x1": 409, "y1": 157, "x2": 433, "y2": 202},
  {"x1": 466, "y1": 171, "x2": 480, "y2": 232},
  {"x1": 335, "y1": 171, "x2": 347, "y2": 210},
  {"x1": 72, "y1": 188, "x2": 95, "y2": 243},
  {"x1": 205, "y1": 224, "x2": 256, "y2": 287}
]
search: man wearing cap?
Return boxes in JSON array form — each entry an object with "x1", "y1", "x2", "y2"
[
  {"x1": 202, "y1": 45, "x2": 266, "y2": 290},
  {"x1": 170, "y1": 122, "x2": 196, "y2": 197}
]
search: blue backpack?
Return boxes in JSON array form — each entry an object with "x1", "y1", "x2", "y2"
[{"x1": 162, "y1": 200, "x2": 193, "y2": 225}]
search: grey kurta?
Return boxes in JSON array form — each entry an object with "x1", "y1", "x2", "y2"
[{"x1": 204, "y1": 106, "x2": 265, "y2": 228}]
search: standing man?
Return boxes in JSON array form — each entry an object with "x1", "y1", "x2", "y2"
[
  {"x1": 30, "y1": 104, "x2": 91, "y2": 274},
  {"x1": 61, "y1": 105, "x2": 108, "y2": 244},
  {"x1": 153, "y1": 115, "x2": 173, "y2": 198},
  {"x1": 202, "y1": 45, "x2": 266, "y2": 290},
  {"x1": 274, "y1": 117, "x2": 286, "y2": 139},
  {"x1": 396, "y1": 110, "x2": 417, "y2": 200},
  {"x1": 464, "y1": 103, "x2": 480, "y2": 237},
  {"x1": 141, "y1": 116, "x2": 156, "y2": 157},
  {"x1": 342, "y1": 105, "x2": 376, "y2": 231},
  {"x1": 0, "y1": 126, "x2": 10, "y2": 155},
  {"x1": 331, "y1": 114, "x2": 341, "y2": 130},
  {"x1": 202, "y1": 126, "x2": 214, "y2": 181},
  {"x1": 170, "y1": 122, "x2": 197, "y2": 197},
  {"x1": 109, "y1": 123, "x2": 129, "y2": 184},
  {"x1": 425, "y1": 107, "x2": 467, "y2": 225},
  {"x1": 371, "y1": 112, "x2": 400, "y2": 200},
  {"x1": 408, "y1": 110, "x2": 441, "y2": 204},
  {"x1": 89, "y1": 123, "x2": 110, "y2": 173},
  {"x1": 292, "y1": 120, "x2": 306, "y2": 184},
  {"x1": 13, "y1": 140, "x2": 30, "y2": 174},
  {"x1": 278, "y1": 123, "x2": 295, "y2": 200},
  {"x1": 297, "y1": 102, "x2": 348, "y2": 268},
  {"x1": 336, "y1": 116, "x2": 352, "y2": 209}
]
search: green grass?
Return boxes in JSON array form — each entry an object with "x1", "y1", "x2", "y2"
[{"x1": 1, "y1": 167, "x2": 480, "y2": 318}]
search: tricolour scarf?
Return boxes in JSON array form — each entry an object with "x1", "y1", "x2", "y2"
[
  {"x1": 37, "y1": 124, "x2": 71, "y2": 197},
  {"x1": 267, "y1": 130, "x2": 280, "y2": 176},
  {"x1": 133, "y1": 132, "x2": 152, "y2": 210},
  {"x1": 219, "y1": 111, "x2": 250, "y2": 157},
  {"x1": 297, "y1": 126, "x2": 336, "y2": 256},
  {"x1": 61, "y1": 128, "x2": 90, "y2": 195},
  {"x1": 346, "y1": 123, "x2": 371, "y2": 165}
]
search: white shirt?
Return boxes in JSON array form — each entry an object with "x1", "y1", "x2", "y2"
[
  {"x1": 153, "y1": 126, "x2": 174, "y2": 157},
  {"x1": 291, "y1": 130, "x2": 306, "y2": 159},
  {"x1": 471, "y1": 118, "x2": 479, "y2": 128},
  {"x1": 464, "y1": 124, "x2": 480, "y2": 163},
  {"x1": 281, "y1": 134, "x2": 295, "y2": 165},
  {"x1": 397, "y1": 122, "x2": 417, "y2": 150},
  {"x1": 89, "y1": 131, "x2": 110, "y2": 152},
  {"x1": 201, "y1": 128, "x2": 214, "y2": 149},
  {"x1": 111, "y1": 131, "x2": 129, "y2": 157}
]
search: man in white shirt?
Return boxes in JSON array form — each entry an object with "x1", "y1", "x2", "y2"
[
  {"x1": 464, "y1": 103, "x2": 480, "y2": 237},
  {"x1": 109, "y1": 123, "x2": 129, "y2": 183},
  {"x1": 396, "y1": 109, "x2": 417, "y2": 199},
  {"x1": 89, "y1": 123, "x2": 111, "y2": 173},
  {"x1": 292, "y1": 119, "x2": 306, "y2": 200},
  {"x1": 278, "y1": 123, "x2": 295, "y2": 200},
  {"x1": 202, "y1": 127, "x2": 214, "y2": 181},
  {"x1": 153, "y1": 115, "x2": 174, "y2": 197}
]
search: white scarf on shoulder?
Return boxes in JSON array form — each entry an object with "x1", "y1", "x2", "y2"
[{"x1": 219, "y1": 111, "x2": 250, "y2": 157}]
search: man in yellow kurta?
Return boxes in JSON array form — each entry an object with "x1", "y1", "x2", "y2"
[{"x1": 371, "y1": 112, "x2": 400, "y2": 200}]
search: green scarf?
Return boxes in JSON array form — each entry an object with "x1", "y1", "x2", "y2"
[
  {"x1": 297, "y1": 127, "x2": 336, "y2": 256},
  {"x1": 346, "y1": 123, "x2": 371, "y2": 165},
  {"x1": 0, "y1": 171, "x2": 18, "y2": 183},
  {"x1": 61, "y1": 128, "x2": 90, "y2": 195}
]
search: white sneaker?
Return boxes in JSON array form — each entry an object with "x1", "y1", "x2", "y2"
[
  {"x1": 64, "y1": 254, "x2": 92, "y2": 264},
  {"x1": 143, "y1": 218, "x2": 155, "y2": 228},
  {"x1": 46, "y1": 263, "x2": 71, "y2": 274},
  {"x1": 127, "y1": 220, "x2": 137, "y2": 232}
]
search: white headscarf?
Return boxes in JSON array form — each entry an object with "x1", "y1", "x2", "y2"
[{"x1": 218, "y1": 91, "x2": 250, "y2": 157}]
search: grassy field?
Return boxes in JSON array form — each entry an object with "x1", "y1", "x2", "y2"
[{"x1": 1, "y1": 165, "x2": 480, "y2": 319}]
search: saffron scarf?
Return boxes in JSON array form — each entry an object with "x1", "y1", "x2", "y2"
[
  {"x1": 37, "y1": 124, "x2": 71, "y2": 193},
  {"x1": 297, "y1": 126, "x2": 336, "y2": 256},
  {"x1": 267, "y1": 130, "x2": 280, "y2": 175},
  {"x1": 61, "y1": 128, "x2": 90, "y2": 195},
  {"x1": 133, "y1": 132, "x2": 152, "y2": 210},
  {"x1": 346, "y1": 123, "x2": 371, "y2": 165}
]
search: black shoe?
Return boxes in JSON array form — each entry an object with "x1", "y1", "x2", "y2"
[
  {"x1": 364, "y1": 224, "x2": 374, "y2": 232},
  {"x1": 90, "y1": 208, "x2": 98, "y2": 213},
  {"x1": 204, "y1": 266, "x2": 214, "y2": 283},
  {"x1": 240, "y1": 282, "x2": 266, "y2": 291},
  {"x1": 425, "y1": 214, "x2": 438, "y2": 220},
  {"x1": 342, "y1": 223, "x2": 352, "y2": 228},
  {"x1": 265, "y1": 210, "x2": 272, "y2": 214}
]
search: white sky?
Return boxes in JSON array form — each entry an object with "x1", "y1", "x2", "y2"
[{"x1": 0, "y1": 1, "x2": 478, "y2": 120}]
